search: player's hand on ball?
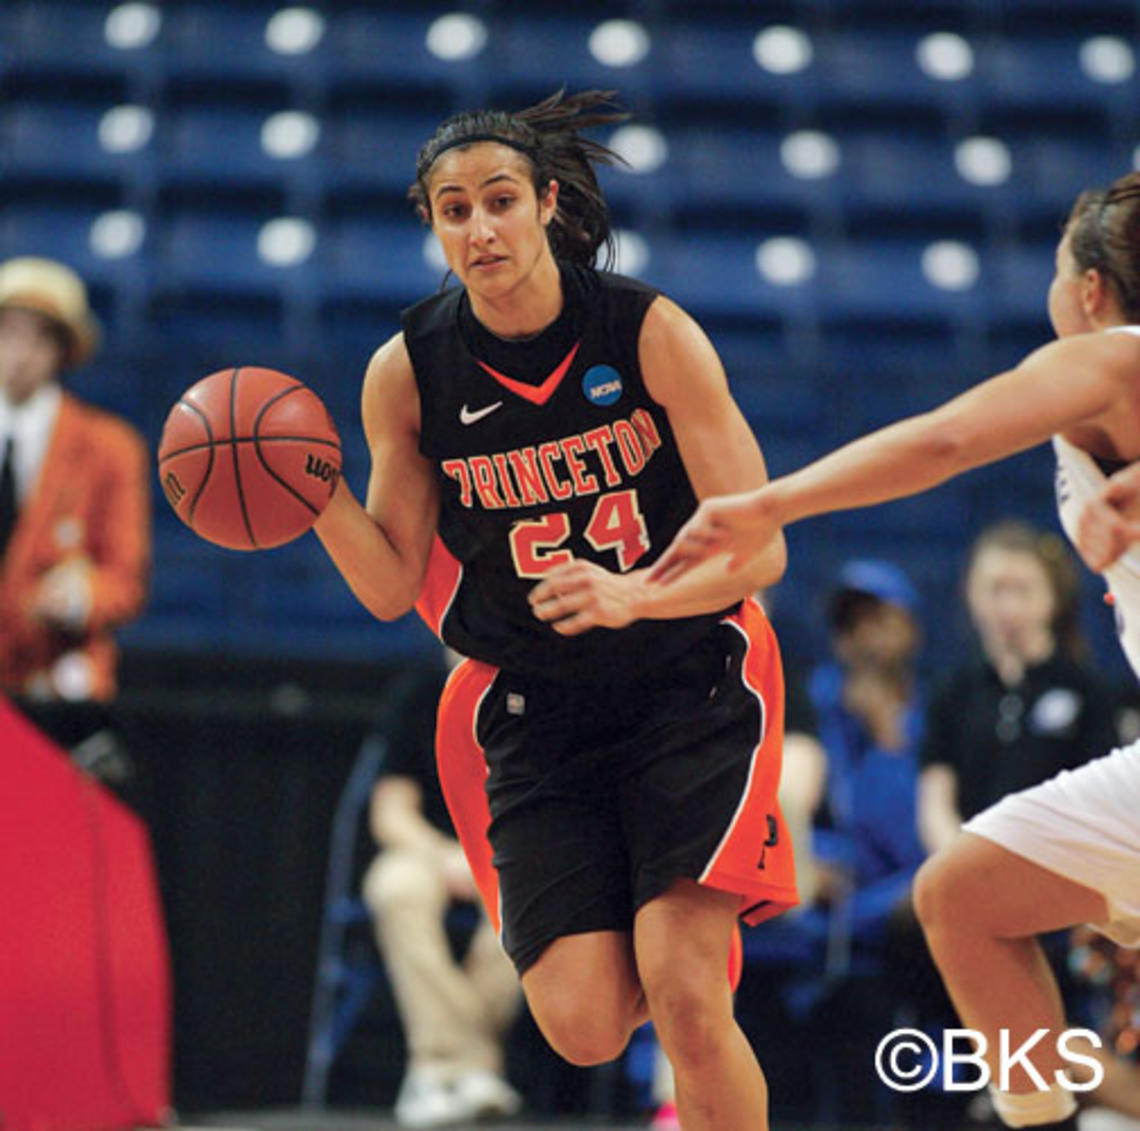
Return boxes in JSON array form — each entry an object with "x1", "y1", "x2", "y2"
[
  {"x1": 529, "y1": 558, "x2": 642, "y2": 636},
  {"x1": 648, "y1": 488, "x2": 782, "y2": 584}
]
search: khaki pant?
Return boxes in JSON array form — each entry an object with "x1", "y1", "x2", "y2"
[{"x1": 362, "y1": 848, "x2": 520, "y2": 1079}]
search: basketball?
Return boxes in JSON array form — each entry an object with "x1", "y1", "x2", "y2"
[{"x1": 157, "y1": 366, "x2": 342, "y2": 551}]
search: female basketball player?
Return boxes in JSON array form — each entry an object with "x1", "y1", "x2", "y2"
[
  {"x1": 314, "y1": 90, "x2": 797, "y2": 1131},
  {"x1": 651, "y1": 173, "x2": 1140, "y2": 1131}
]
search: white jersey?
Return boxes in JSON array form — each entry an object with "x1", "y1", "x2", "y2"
[{"x1": 1053, "y1": 428, "x2": 1140, "y2": 681}]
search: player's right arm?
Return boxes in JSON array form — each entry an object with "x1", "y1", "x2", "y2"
[{"x1": 314, "y1": 333, "x2": 440, "y2": 621}]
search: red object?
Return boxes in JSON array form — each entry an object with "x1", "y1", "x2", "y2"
[
  {"x1": 728, "y1": 922, "x2": 743, "y2": 993},
  {"x1": 0, "y1": 701, "x2": 171, "y2": 1131},
  {"x1": 157, "y1": 366, "x2": 342, "y2": 550}
]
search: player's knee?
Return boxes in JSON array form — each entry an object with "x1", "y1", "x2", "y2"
[
  {"x1": 362, "y1": 850, "x2": 437, "y2": 916},
  {"x1": 913, "y1": 849, "x2": 967, "y2": 936},
  {"x1": 527, "y1": 993, "x2": 635, "y2": 1067},
  {"x1": 643, "y1": 970, "x2": 731, "y2": 1071}
]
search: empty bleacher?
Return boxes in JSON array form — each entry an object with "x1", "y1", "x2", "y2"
[{"x1": 1, "y1": 0, "x2": 1133, "y2": 678}]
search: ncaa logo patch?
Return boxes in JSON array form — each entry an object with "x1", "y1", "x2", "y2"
[{"x1": 582, "y1": 364, "x2": 623, "y2": 406}]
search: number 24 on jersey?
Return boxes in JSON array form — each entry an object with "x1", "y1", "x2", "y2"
[{"x1": 510, "y1": 489, "x2": 650, "y2": 578}]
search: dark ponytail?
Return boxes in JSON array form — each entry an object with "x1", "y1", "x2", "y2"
[
  {"x1": 409, "y1": 88, "x2": 628, "y2": 269},
  {"x1": 1067, "y1": 170, "x2": 1140, "y2": 323}
]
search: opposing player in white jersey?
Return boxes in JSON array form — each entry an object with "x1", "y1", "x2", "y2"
[{"x1": 650, "y1": 172, "x2": 1140, "y2": 1131}]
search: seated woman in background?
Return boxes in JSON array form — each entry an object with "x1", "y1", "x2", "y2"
[{"x1": 919, "y1": 519, "x2": 1119, "y2": 855}]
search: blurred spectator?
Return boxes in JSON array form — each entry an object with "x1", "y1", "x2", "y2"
[
  {"x1": 919, "y1": 520, "x2": 1118, "y2": 855},
  {"x1": 807, "y1": 559, "x2": 927, "y2": 938},
  {"x1": 361, "y1": 653, "x2": 522, "y2": 1128},
  {"x1": 764, "y1": 561, "x2": 928, "y2": 1125},
  {"x1": 0, "y1": 256, "x2": 150, "y2": 750}
]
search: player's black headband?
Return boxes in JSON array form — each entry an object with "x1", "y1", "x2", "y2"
[{"x1": 422, "y1": 132, "x2": 537, "y2": 173}]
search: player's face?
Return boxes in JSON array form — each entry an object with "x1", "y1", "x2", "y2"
[
  {"x1": 1047, "y1": 231, "x2": 1089, "y2": 339},
  {"x1": 966, "y1": 546, "x2": 1056, "y2": 656},
  {"x1": 427, "y1": 144, "x2": 558, "y2": 301},
  {"x1": 0, "y1": 307, "x2": 66, "y2": 406}
]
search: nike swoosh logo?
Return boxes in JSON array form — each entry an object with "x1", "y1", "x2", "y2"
[{"x1": 459, "y1": 401, "x2": 503, "y2": 425}]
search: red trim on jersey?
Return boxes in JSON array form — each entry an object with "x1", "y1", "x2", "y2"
[
  {"x1": 475, "y1": 341, "x2": 581, "y2": 406},
  {"x1": 415, "y1": 535, "x2": 462, "y2": 638},
  {"x1": 436, "y1": 659, "x2": 501, "y2": 933}
]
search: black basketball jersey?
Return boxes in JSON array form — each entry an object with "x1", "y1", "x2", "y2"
[{"x1": 404, "y1": 262, "x2": 732, "y2": 682}]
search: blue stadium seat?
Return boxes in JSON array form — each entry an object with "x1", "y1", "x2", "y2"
[
  {"x1": 0, "y1": 100, "x2": 150, "y2": 190},
  {"x1": 988, "y1": 241, "x2": 1056, "y2": 330},
  {"x1": 712, "y1": 329, "x2": 826, "y2": 435},
  {"x1": 666, "y1": 126, "x2": 838, "y2": 222},
  {"x1": 162, "y1": 2, "x2": 326, "y2": 90},
  {"x1": 838, "y1": 132, "x2": 1006, "y2": 225},
  {"x1": 155, "y1": 212, "x2": 298, "y2": 295},
  {"x1": 1006, "y1": 133, "x2": 1133, "y2": 225},
  {"x1": 811, "y1": 29, "x2": 978, "y2": 119},
  {"x1": 986, "y1": 0, "x2": 1140, "y2": 21},
  {"x1": 643, "y1": 231, "x2": 820, "y2": 324},
  {"x1": 323, "y1": 109, "x2": 441, "y2": 201},
  {"x1": 975, "y1": 33, "x2": 1138, "y2": 120},
  {"x1": 486, "y1": 15, "x2": 653, "y2": 103},
  {"x1": 321, "y1": 219, "x2": 446, "y2": 307},
  {"x1": 324, "y1": 8, "x2": 480, "y2": 100},
  {"x1": 4, "y1": 0, "x2": 158, "y2": 86},
  {"x1": 0, "y1": 202, "x2": 141, "y2": 286},
  {"x1": 655, "y1": 21, "x2": 815, "y2": 113},
  {"x1": 159, "y1": 104, "x2": 322, "y2": 196},
  {"x1": 816, "y1": 239, "x2": 989, "y2": 328}
]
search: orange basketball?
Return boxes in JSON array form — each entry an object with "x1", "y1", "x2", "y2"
[{"x1": 157, "y1": 367, "x2": 342, "y2": 551}]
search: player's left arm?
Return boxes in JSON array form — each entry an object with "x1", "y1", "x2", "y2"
[{"x1": 530, "y1": 297, "x2": 784, "y2": 633}]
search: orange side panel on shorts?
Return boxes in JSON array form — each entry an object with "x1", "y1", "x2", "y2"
[
  {"x1": 435, "y1": 658, "x2": 502, "y2": 933},
  {"x1": 702, "y1": 598, "x2": 801, "y2": 926},
  {"x1": 415, "y1": 534, "x2": 462, "y2": 638}
]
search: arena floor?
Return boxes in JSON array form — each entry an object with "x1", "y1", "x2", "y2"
[
  {"x1": 182, "y1": 1114, "x2": 660, "y2": 1131},
  {"x1": 176, "y1": 1108, "x2": 1140, "y2": 1131}
]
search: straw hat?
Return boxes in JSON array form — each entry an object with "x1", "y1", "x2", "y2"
[{"x1": 0, "y1": 257, "x2": 101, "y2": 369}]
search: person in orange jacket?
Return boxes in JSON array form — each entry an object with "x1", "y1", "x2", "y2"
[{"x1": 0, "y1": 256, "x2": 149, "y2": 730}]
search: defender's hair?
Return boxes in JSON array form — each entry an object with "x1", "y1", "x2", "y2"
[
  {"x1": 1067, "y1": 171, "x2": 1140, "y2": 323},
  {"x1": 409, "y1": 88, "x2": 628, "y2": 269}
]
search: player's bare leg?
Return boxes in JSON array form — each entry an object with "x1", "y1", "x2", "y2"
[
  {"x1": 520, "y1": 930, "x2": 648, "y2": 1066},
  {"x1": 915, "y1": 833, "x2": 1109, "y2": 1127},
  {"x1": 635, "y1": 881, "x2": 768, "y2": 1131}
]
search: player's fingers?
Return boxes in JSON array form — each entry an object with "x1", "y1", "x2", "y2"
[
  {"x1": 529, "y1": 572, "x2": 591, "y2": 608},
  {"x1": 646, "y1": 546, "x2": 688, "y2": 583},
  {"x1": 550, "y1": 608, "x2": 596, "y2": 636},
  {"x1": 1103, "y1": 477, "x2": 1138, "y2": 504},
  {"x1": 647, "y1": 554, "x2": 694, "y2": 586},
  {"x1": 530, "y1": 592, "x2": 565, "y2": 621},
  {"x1": 726, "y1": 547, "x2": 751, "y2": 573}
]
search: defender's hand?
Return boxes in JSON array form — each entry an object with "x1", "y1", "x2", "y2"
[
  {"x1": 1076, "y1": 463, "x2": 1140, "y2": 572},
  {"x1": 648, "y1": 489, "x2": 781, "y2": 585}
]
